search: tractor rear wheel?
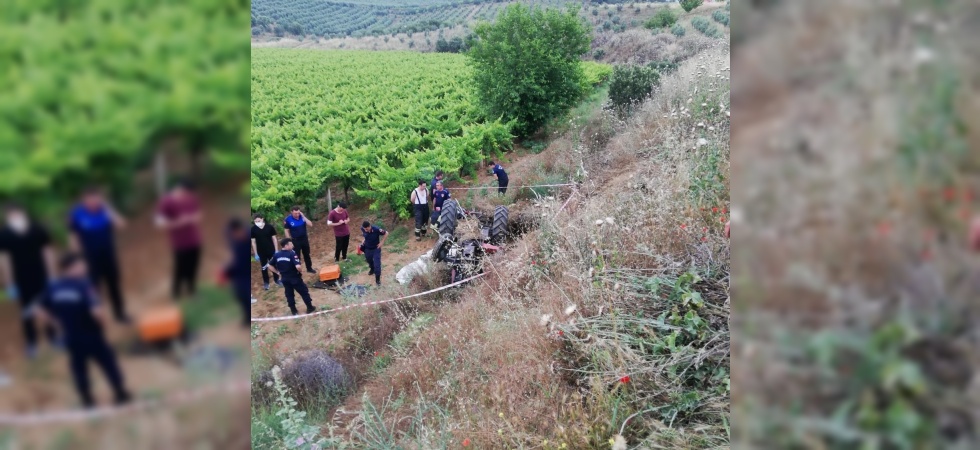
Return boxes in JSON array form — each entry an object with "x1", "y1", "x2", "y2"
[
  {"x1": 439, "y1": 200, "x2": 459, "y2": 237},
  {"x1": 490, "y1": 205, "x2": 509, "y2": 244},
  {"x1": 432, "y1": 234, "x2": 452, "y2": 262}
]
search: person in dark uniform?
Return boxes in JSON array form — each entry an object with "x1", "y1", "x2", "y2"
[
  {"x1": 68, "y1": 187, "x2": 129, "y2": 323},
  {"x1": 430, "y1": 170, "x2": 445, "y2": 193},
  {"x1": 283, "y1": 206, "x2": 315, "y2": 274},
  {"x1": 0, "y1": 203, "x2": 59, "y2": 358},
  {"x1": 224, "y1": 219, "x2": 252, "y2": 327},
  {"x1": 265, "y1": 238, "x2": 316, "y2": 316},
  {"x1": 490, "y1": 161, "x2": 509, "y2": 194},
  {"x1": 250, "y1": 213, "x2": 281, "y2": 290},
  {"x1": 430, "y1": 181, "x2": 451, "y2": 232},
  {"x1": 410, "y1": 180, "x2": 430, "y2": 241},
  {"x1": 359, "y1": 221, "x2": 388, "y2": 286},
  {"x1": 34, "y1": 253, "x2": 131, "y2": 409}
]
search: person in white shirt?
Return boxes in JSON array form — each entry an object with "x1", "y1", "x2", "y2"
[{"x1": 410, "y1": 180, "x2": 430, "y2": 241}]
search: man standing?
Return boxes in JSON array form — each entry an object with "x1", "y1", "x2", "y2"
[
  {"x1": 250, "y1": 213, "x2": 281, "y2": 290},
  {"x1": 68, "y1": 187, "x2": 129, "y2": 323},
  {"x1": 224, "y1": 219, "x2": 252, "y2": 327},
  {"x1": 359, "y1": 221, "x2": 388, "y2": 286},
  {"x1": 410, "y1": 180, "x2": 430, "y2": 241},
  {"x1": 283, "y1": 206, "x2": 315, "y2": 274},
  {"x1": 35, "y1": 254, "x2": 131, "y2": 409},
  {"x1": 0, "y1": 203, "x2": 58, "y2": 358},
  {"x1": 430, "y1": 170, "x2": 445, "y2": 193},
  {"x1": 430, "y1": 181, "x2": 451, "y2": 232},
  {"x1": 266, "y1": 238, "x2": 316, "y2": 316},
  {"x1": 490, "y1": 161, "x2": 509, "y2": 195},
  {"x1": 326, "y1": 202, "x2": 351, "y2": 262},
  {"x1": 155, "y1": 179, "x2": 203, "y2": 301}
]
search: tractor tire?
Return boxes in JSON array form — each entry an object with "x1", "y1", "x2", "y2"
[
  {"x1": 490, "y1": 205, "x2": 509, "y2": 244},
  {"x1": 438, "y1": 200, "x2": 459, "y2": 237}
]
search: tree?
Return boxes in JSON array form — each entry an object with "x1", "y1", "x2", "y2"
[
  {"x1": 467, "y1": 4, "x2": 591, "y2": 138},
  {"x1": 608, "y1": 65, "x2": 660, "y2": 115},
  {"x1": 680, "y1": 0, "x2": 703, "y2": 13}
]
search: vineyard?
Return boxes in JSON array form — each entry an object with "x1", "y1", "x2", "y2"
[
  {"x1": 250, "y1": 49, "x2": 609, "y2": 218},
  {"x1": 2, "y1": 0, "x2": 251, "y2": 220},
  {"x1": 251, "y1": 0, "x2": 638, "y2": 39}
]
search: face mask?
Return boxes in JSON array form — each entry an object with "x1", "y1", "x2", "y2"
[
  {"x1": 7, "y1": 216, "x2": 28, "y2": 234},
  {"x1": 255, "y1": 221, "x2": 265, "y2": 229}
]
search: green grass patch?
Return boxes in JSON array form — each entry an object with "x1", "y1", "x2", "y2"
[
  {"x1": 383, "y1": 226, "x2": 409, "y2": 254},
  {"x1": 181, "y1": 285, "x2": 240, "y2": 332},
  {"x1": 390, "y1": 313, "x2": 436, "y2": 357}
]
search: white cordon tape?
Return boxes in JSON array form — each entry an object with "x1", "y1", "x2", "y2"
[
  {"x1": 445, "y1": 183, "x2": 576, "y2": 191},
  {"x1": 0, "y1": 379, "x2": 250, "y2": 426},
  {"x1": 251, "y1": 272, "x2": 488, "y2": 322}
]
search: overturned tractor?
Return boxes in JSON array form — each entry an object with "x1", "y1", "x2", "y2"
[{"x1": 431, "y1": 200, "x2": 508, "y2": 283}]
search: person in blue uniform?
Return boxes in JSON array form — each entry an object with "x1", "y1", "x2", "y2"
[
  {"x1": 224, "y1": 219, "x2": 252, "y2": 327},
  {"x1": 35, "y1": 254, "x2": 131, "y2": 409},
  {"x1": 283, "y1": 206, "x2": 315, "y2": 274},
  {"x1": 430, "y1": 170, "x2": 445, "y2": 193},
  {"x1": 359, "y1": 221, "x2": 388, "y2": 286},
  {"x1": 68, "y1": 187, "x2": 129, "y2": 323},
  {"x1": 490, "y1": 161, "x2": 509, "y2": 194},
  {"x1": 266, "y1": 238, "x2": 316, "y2": 316},
  {"x1": 430, "y1": 181, "x2": 451, "y2": 231}
]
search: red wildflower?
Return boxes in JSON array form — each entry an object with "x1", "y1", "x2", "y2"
[
  {"x1": 462, "y1": 438, "x2": 471, "y2": 447},
  {"x1": 712, "y1": 207, "x2": 718, "y2": 213},
  {"x1": 374, "y1": 351, "x2": 378, "y2": 356},
  {"x1": 681, "y1": 224, "x2": 687, "y2": 229},
  {"x1": 558, "y1": 330, "x2": 564, "y2": 336},
  {"x1": 944, "y1": 187, "x2": 957, "y2": 201},
  {"x1": 877, "y1": 222, "x2": 891, "y2": 236},
  {"x1": 702, "y1": 237, "x2": 708, "y2": 242},
  {"x1": 720, "y1": 216, "x2": 726, "y2": 222},
  {"x1": 619, "y1": 376, "x2": 631, "y2": 384},
  {"x1": 723, "y1": 208, "x2": 727, "y2": 214},
  {"x1": 531, "y1": 261, "x2": 536, "y2": 265},
  {"x1": 703, "y1": 227, "x2": 708, "y2": 232}
]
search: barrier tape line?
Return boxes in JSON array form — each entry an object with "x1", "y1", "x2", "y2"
[
  {"x1": 443, "y1": 183, "x2": 576, "y2": 191},
  {"x1": 251, "y1": 272, "x2": 488, "y2": 322},
  {"x1": 0, "y1": 379, "x2": 250, "y2": 426}
]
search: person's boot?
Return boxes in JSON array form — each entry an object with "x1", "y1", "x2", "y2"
[
  {"x1": 114, "y1": 390, "x2": 132, "y2": 406},
  {"x1": 307, "y1": 268, "x2": 316, "y2": 274},
  {"x1": 289, "y1": 307, "x2": 299, "y2": 316},
  {"x1": 263, "y1": 283, "x2": 270, "y2": 290},
  {"x1": 80, "y1": 394, "x2": 95, "y2": 409},
  {"x1": 275, "y1": 280, "x2": 284, "y2": 287},
  {"x1": 305, "y1": 304, "x2": 317, "y2": 314}
]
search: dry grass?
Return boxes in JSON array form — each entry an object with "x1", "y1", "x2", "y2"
[
  {"x1": 732, "y1": 0, "x2": 980, "y2": 447},
  {"x1": 320, "y1": 43, "x2": 732, "y2": 449}
]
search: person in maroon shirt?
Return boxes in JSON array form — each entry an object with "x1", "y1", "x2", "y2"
[
  {"x1": 156, "y1": 179, "x2": 203, "y2": 301},
  {"x1": 326, "y1": 202, "x2": 351, "y2": 262}
]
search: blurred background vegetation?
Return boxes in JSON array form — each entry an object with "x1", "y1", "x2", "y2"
[{"x1": 0, "y1": 0, "x2": 250, "y2": 233}]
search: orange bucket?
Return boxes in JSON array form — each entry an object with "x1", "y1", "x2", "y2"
[
  {"x1": 319, "y1": 264, "x2": 341, "y2": 282},
  {"x1": 137, "y1": 305, "x2": 184, "y2": 343}
]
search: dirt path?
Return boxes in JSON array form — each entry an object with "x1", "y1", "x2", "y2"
[{"x1": 0, "y1": 186, "x2": 248, "y2": 413}]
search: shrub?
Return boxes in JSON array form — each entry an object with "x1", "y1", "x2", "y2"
[
  {"x1": 648, "y1": 59, "x2": 679, "y2": 74},
  {"x1": 712, "y1": 10, "x2": 729, "y2": 26},
  {"x1": 468, "y1": 4, "x2": 591, "y2": 137},
  {"x1": 671, "y1": 23, "x2": 686, "y2": 36},
  {"x1": 644, "y1": 7, "x2": 678, "y2": 30},
  {"x1": 274, "y1": 351, "x2": 353, "y2": 410},
  {"x1": 611, "y1": 15, "x2": 620, "y2": 25},
  {"x1": 603, "y1": 20, "x2": 612, "y2": 30},
  {"x1": 608, "y1": 65, "x2": 661, "y2": 114},
  {"x1": 593, "y1": 48, "x2": 606, "y2": 60},
  {"x1": 680, "y1": 0, "x2": 704, "y2": 12},
  {"x1": 592, "y1": 9, "x2": 599, "y2": 16},
  {"x1": 691, "y1": 16, "x2": 721, "y2": 37}
]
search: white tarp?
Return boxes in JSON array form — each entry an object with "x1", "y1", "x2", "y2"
[{"x1": 396, "y1": 250, "x2": 433, "y2": 285}]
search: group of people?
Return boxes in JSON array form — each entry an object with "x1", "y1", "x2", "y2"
[
  {"x1": 251, "y1": 201, "x2": 392, "y2": 315},
  {"x1": 250, "y1": 162, "x2": 510, "y2": 316},
  {"x1": 0, "y1": 179, "x2": 254, "y2": 409}
]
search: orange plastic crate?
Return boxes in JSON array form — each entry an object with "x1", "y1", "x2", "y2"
[
  {"x1": 319, "y1": 264, "x2": 341, "y2": 282},
  {"x1": 137, "y1": 306, "x2": 184, "y2": 342}
]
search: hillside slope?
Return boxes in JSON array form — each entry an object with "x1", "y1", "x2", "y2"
[{"x1": 251, "y1": 40, "x2": 730, "y2": 448}]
